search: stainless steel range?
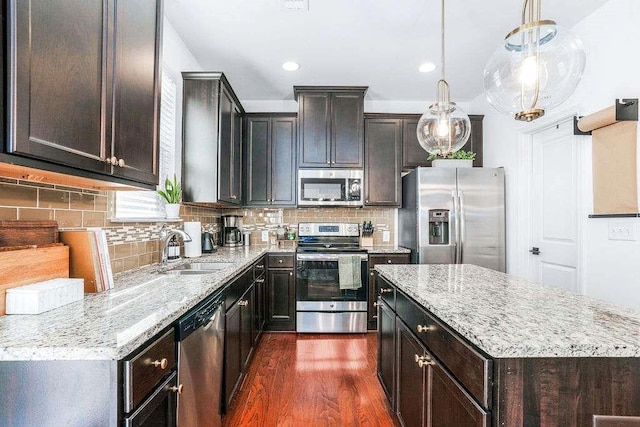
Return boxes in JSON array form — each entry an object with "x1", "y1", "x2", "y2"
[{"x1": 296, "y1": 223, "x2": 368, "y2": 333}]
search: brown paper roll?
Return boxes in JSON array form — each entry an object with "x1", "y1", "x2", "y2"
[{"x1": 577, "y1": 106, "x2": 617, "y2": 132}]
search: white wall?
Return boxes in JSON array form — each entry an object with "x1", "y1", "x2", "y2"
[
  {"x1": 162, "y1": 18, "x2": 203, "y2": 176},
  {"x1": 469, "y1": 0, "x2": 640, "y2": 308}
]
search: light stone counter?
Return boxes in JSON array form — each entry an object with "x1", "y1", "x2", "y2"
[
  {"x1": 367, "y1": 246, "x2": 411, "y2": 254},
  {"x1": 0, "y1": 247, "x2": 269, "y2": 361},
  {"x1": 375, "y1": 264, "x2": 640, "y2": 358}
]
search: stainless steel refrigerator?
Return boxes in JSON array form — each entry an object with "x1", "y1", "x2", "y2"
[{"x1": 399, "y1": 167, "x2": 506, "y2": 272}]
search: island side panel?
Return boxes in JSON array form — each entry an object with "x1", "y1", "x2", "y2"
[
  {"x1": 0, "y1": 360, "x2": 118, "y2": 426},
  {"x1": 494, "y1": 358, "x2": 640, "y2": 426}
]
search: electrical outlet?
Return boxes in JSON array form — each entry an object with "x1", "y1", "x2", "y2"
[
  {"x1": 261, "y1": 230, "x2": 269, "y2": 242},
  {"x1": 383, "y1": 231, "x2": 390, "y2": 242},
  {"x1": 608, "y1": 221, "x2": 636, "y2": 241}
]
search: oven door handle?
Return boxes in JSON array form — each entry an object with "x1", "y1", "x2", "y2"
[{"x1": 296, "y1": 253, "x2": 368, "y2": 261}]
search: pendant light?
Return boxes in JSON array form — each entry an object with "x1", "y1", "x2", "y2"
[
  {"x1": 416, "y1": 0, "x2": 471, "y2": 156},
  {"x1": 483, "y1": 0, "x2": 586, "y2": 121}
]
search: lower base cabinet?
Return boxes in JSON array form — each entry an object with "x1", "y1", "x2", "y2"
[
  {"x1": 396, "y1": 321, "x2": 425, "y2": 427},
  {"x1": 376, "y1": 299, "x2": 396, "y2": 407},
  {"x1": 266, "y1": 254, "x2": 295, "y2": 331}
]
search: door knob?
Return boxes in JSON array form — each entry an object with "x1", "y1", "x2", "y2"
[{"x1": 529, "y1": 247, "x2": 541, "y2": 255}]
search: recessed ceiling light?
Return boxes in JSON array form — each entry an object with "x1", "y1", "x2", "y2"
[
  {"x1": 282, "y1": 61, "x2": 300, "y2": 71},
  {"x1": 419, "y1": 62, "x2": 437, "y2": 73}
]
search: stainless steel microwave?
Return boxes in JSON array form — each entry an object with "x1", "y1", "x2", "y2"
[{"x1": 298, "y1": 169, "x2": 363, "y2": 207}]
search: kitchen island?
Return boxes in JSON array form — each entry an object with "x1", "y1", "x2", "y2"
[{"x1": 375, "y1": 263, "x2": 640, "y2": 426}]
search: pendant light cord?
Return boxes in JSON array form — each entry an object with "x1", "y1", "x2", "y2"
[{"x1": 440, "y1": 0, "x2": 445, "y2": 81}]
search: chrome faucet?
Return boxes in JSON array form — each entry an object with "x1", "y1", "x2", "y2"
[{"x1": 159, "y1": 225, "x2": 192, "y2": 266}]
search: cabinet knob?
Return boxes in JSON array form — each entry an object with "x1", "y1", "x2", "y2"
[
  {"x1": 256, "y1": 278, "x2": 265, "y2": 283},
  {"x1": 366, "y1": 200, "x2": 369, "y2": 203},
  {"x1": 417, "y1": 324, "x2": 430, "y2": 333},
  {"x1": 326, "y1": 161, "x2": 330, "y2": 164},
  {"x1": 104, "y1": 158, "x2": 113, "y2": 165},
  {"x1": 118, "y1": 158, "x2": 126, "y2": 167},
  {"x1": 151, "y1": 358, "x2": 168, "y2": 369},
  {"x1": 169, "y1": 384, "x2": 184, "y2": 394},
  {"x1": 278, "y1": 259, "x2": 283, "y2": 264},
  {"x1": 231, "y1": 195, "x2": 237, "y2": 200},
  {"x1": 238, "y1": 300, "x2": 249, "y2": 307},
  {"x1": 373, "y1": 302, "x2": 380, "y2": 307},
  {"x1": 415, "y1": 354, "x2": 436, "y2": 368},
  {"x1": 110, "y1": 156, "x2": 118, "y2": 165},
  {"x1": 380, "y1": 288, "x2": 393, "y2": 294},
  {"x1": 289, "y1": 272, "x2": 293, "y2": 276},
  {"x1": 370, "y1": 272, "x2": 374, "y2": 277},
  {"x1": 331, "y1": 161, "x2": 335, "y2": 164},
  {"x1": 256, "y1": 265, "x2": 264, "y2": 269}
]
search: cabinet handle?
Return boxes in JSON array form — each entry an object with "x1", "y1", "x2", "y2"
[
  {"x1": 387, "y1": 259, "x2": 392, "y2": 263},
  {"x1": 417, "y1": 324, "x2": 431, "y2": 333},
  {"x1": 169, "y1": 384, "x2": 184, "y2": 394},
  {"x1": 256, "y1": 278, "x2": 265, "y2": 283},
  {"x1": 380, "y1": 288, "x2": 393, "y2": 294},
  {"x1": 326, "y1": 161, "x2": 330, "y2": 164},
  {"x1": 256, "y1": 265, "x2": 264, "y2": 269},
  {"x1": 289, "y1": 272, "x2": 293, "y2": 276},
  {"x1": 366, "y1": 200, "x2": 369, "y2": 203},
  {"x1": 231, "y1": 195, "x2": 237, "y2": 200},
  {"x1": 278, "y1": 259, "x2": 283, "y2": 264},
  {"x1": 118, "y1": 158, "x2": 126, "y2": 167},
  {"x1": 331, "y1": 161, "x2": 335, "y2": 164},
  {"x1": 415, "y1": 354, "x2": 436, "y2": 368},
  {"x1": 238, "y1": 300, "x2": 249, "y2": 307},
  {"x1": 370, "y1": 272, "x2": 374, "y2": 277},
  {"x1": 372, "y1": 315, "x2": 378, "y2": 319},
  {"x1": 110, "y1": 156, "x2": 118, "y2": 165},
  {"x1": 151, "y1": 358, "x2": 168, "y2": 369},
  {"x1": 373, "y1": 302, "x2": 380, "y2": 307},
  {"x1": 104, "y1": 158, "x2": 113, "y2": 165}
]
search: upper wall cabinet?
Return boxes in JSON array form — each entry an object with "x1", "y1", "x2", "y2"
[
  {"x1": 182, "y1": 72, "x2": 244, "y2": 205},
  {"x1": 244, "y1": 114, "x2": 297, "y2": 207},
  {"x1": 4, "y1": 0, "x2": 162, "y2": 188},
  {"x1": 402, "y1": 115, "x2": 484, "y2": 169},
  {"x1": 295, "y1": 86, "x2": 367, "y2": 169},
  {"x1": 364, "y1": 116, "x2": 402, "y2": 207}
]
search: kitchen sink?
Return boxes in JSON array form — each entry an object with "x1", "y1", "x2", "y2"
[{"x1": 163, "y1": 262, "x2": 235, "y2": 275}]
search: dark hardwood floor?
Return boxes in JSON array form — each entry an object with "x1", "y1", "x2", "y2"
[{"x1": 222, "y1": 333, "x2": 397, "y2": 427}]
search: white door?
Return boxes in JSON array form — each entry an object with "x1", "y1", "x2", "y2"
[{"x1": 529, "y1": 119, "x2": 581, "y2": 293}]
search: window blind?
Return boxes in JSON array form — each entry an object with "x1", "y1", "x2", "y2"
[{"x1": 112, "y1": 70, "x2": 177, "y2": 220}]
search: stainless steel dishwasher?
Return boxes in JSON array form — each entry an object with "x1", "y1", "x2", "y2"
[{"x1": 176, "y1": 294, "x2": 225, "y2": 427}]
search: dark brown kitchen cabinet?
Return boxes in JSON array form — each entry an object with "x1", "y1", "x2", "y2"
[
  {"x1": 402, "y1": 115, "x2": 484, "y2": 169},
  {"x1": 367, "y1": 254, "x2": 410, "y2": 330},
  {"x1": 395, "y1": 315, "x2": 489, "y2": 427},
  {"x1": 364, "y1": 116, "x2": 402, "y2": 206},
  {"x1": 6, "y1": 0, "x2": 161, "y2": 188},
  {"x1": 295, "y1": 86, "x2": 367, "y2": 168},
  {"x1": 377, "y1": 299, "x2": 396, "y2": 408},
  {"x1": 244, "y1": 114, "x2": 297, "y2": 207},
  {"x1": 224, "y1": 282, "x2": 254, "y2": 409},
  {"x1": 266, "y1": 254, "x2": 296, "y2": 331},
  {"x1": 182, "y1": 72, "x2": 244, "y2": 205}
]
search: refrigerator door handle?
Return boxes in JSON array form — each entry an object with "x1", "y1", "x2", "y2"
[
  {"x1": 458, "y1": 190, "x2": 465, "y2": 264},
  {"x1": 452, "y1": 191, "x2": 459, "y2": 264}
]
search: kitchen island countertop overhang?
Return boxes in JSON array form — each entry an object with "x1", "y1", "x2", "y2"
[{"x1": 375, "y1": 263, "x2": 640, "y2": 358}]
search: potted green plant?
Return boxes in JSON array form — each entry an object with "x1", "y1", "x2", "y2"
[
  {"x1": 157, "y1": 174, "x2": 182, "y2": 218},
  {"x1": 428, "y1": 150, "x2": 476, "y2": 168}
]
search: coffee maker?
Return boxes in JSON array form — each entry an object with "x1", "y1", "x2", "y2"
[{"x1": 222, "y1": 215, "x2": 243, "y2": 247}]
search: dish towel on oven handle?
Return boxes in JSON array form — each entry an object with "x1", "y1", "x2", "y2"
[{"x1": 338, "y1": 255, "x2": 362, "y2": 290}]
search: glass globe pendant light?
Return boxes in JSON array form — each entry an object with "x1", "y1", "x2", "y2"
[
  {"x1": 483, "y1": 0, "x2": 586, "y2": 121},
  {"x1": 416, "y1": 0, "x2": 471, "y2": 156}
]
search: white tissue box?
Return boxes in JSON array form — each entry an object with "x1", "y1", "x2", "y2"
[{"x1": 5, "y1": 278, "x2": 84, "y2": 315}]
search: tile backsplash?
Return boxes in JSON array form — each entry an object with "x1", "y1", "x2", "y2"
[
  {"x1": 0, "y1": 176, "x2": 398, "y2": 275},
  {"x1": 0, "y1": 177, "x2": 222, "y2": 274}
]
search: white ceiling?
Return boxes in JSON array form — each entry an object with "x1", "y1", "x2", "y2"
[{"x1": 164, "y1": 0, "x2": 610, "y2": 103}]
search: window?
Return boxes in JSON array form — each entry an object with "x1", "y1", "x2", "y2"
[{"x1": 112, "y1": 69, "x2": 178, "y2": 221}]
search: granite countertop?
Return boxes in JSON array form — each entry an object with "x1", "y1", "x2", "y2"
[
  {"x1": 367, "y1": 246, "x2": 411, "y2": 254},
  {"x1": 0, "y1": 247, "x2": 269, "y2": 362},
  {"x1": 376, "y1": 264, "x2": 640, "y2": 358}
]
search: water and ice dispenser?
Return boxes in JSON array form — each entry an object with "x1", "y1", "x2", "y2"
[{"x1": 428, "y1": 209, "x2": 449, "y2": 245}]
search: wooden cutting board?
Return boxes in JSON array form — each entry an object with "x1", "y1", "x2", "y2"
[
  {"x1": 0, "y1": 245, "x2": 69, "y2": 315},
  {"x1": 0, "y1": 220, "x2": 59, "y2": 247}
]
